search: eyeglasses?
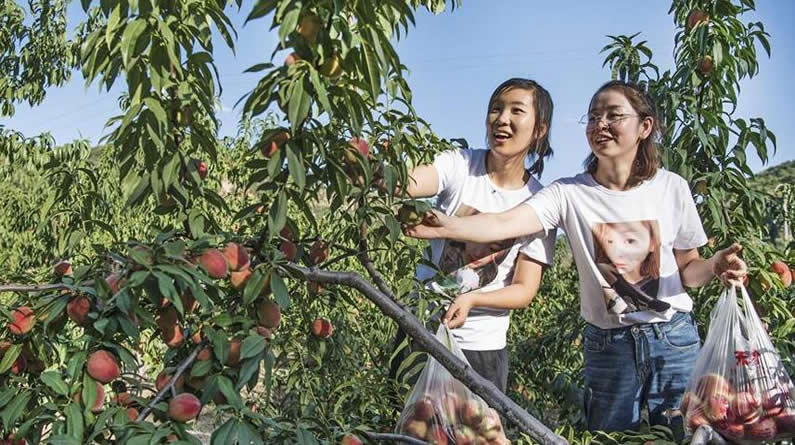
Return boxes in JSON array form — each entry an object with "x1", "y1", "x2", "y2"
[{"x1": 578, "y1": 112, "x2": 639, "y2": 127}]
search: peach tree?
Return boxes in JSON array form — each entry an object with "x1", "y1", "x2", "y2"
[{"x1": 0, "y1": 0, "x2": 565, "y2": 444}]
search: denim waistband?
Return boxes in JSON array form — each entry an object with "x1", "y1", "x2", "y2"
[{"x1": 586, "y1": 311, "x2": 693, "y2": 341}]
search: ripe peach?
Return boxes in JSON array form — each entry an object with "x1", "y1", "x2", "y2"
[
  {"x1": 728, "y1": 390, "x2": 760, "y2": 423},
  {"x1": 453, "y1": 425, "x2": 476, "y2": 445},
  {"x1": 340, "y1": 434, "x2": 363, "y2": 445},
  {"x1": 256, "y1": 300, "x2": 281, "y2": 329},
  {"x1": 114, "y1": 392, "x2": 132, "y2": 406},
  {"x1": 774, "y1": 410, "x2": 795, "y2": 434},
  {"x1": 746, "y1": 417, "x2": 777, "y2": 440},
  {"x1": 311, "y1": 318, "x2": 333, "y2": 338},
  {"x1": 441, "y1": 392, "x2": 459, "y2": 424},
  {"x1": 7, "y1": 306, "x2": 35, "y2": 335},
  {"x1": 125, "y1": 407, "x2": 139, "y2": 421},
  {"x1": 771, "y1": 261, "x2": 792, "y2": 287},
  {"x1": 413, "y1": 396, "x2": 435, "y2": 421},
  {"x1": 167, "y1": 393, "x2": 201, "y2": 422},
  {"x1": 255, "y1": 326, "x2": 273, "y2": 339},
  {"x1": 426, "y1": 425, "x2": 449, "y2": 445},
  {"x1": 696, "y1": 373, "x2": 731, "y2": 398},
  {"x1": 262, "y1": 131, "x2": 290, "y2": 158},
  {"x1": 461, "y1": 399, "x2": 485, "y2": 426},
  {"x1": 478, "y1": 408, "x2": 502, "y2": 438},
  {"x1": 155, "y1": 371, "x2": 185, "y2": 392},
  {"x1": 761, "y1": 388, "x2": 786, "y2": 417},
  {"x1": 404, "y1": 419, "x2": 428, "y2": 439},
  {"x1": 197, "y1": 161, "x2": 208, "y2": 180},
  {"x1": 227, "y1": 339, "x2": 242, "y2": 367},
  {"x1": 308, "y1": 240, "x2": 329, "y2": 265},
  {"x1": 686, "y1": 9, "x2": 709, "y2": 31},
  {"x1": 180, "y1": 289, "x2": 198, "y2": 314},
  {"x1": 54, "y1": 261, "x2": 72, "y2": 277},
  {"x1": 297, "y1": 13, "x2": 322, "y2": 44},
  {"x1": 196, "y1": 347, "x2": 213, "y2": 361},
  {"x1": 223, "y1": 242, "x2": 249, "y2": 271},
  {"x1": 230, "y1": 268, "x2": 252, "y2": 290},
  {"x1": 680, "y1": 391, "x2": 701, "y2": 416},
  {"x1": 105, "y1": 272, "x2": 124, "y2": 295},
  {"x1": 698, "y1": 55, "x2": 714, "y2": 75},
  {"x1": 198, "y1": 248, "x2": 228, "y2": 279},
  {"x1": 280, "y1": 240, "x2": 298, "y2": 261},
  {"x1": 718, "y1": 421, "x2": 745, "y2": 440},
  {"x1": 687, "y1": 411, "x2": 709, "y2": 431},
  {"x1": 9, "y1": 353, "x2": 26, "y2": 375},
  {"x1": 86, "y1": 350, "x2": 120, "y2": 384},
  {"x1": 156, "y1": 307, "x2": 184, "y2": 348},
  {"x1": 284, "y1": 52, "x2": 300, "y2": 66},
  {"x1": 344, "y1": 138, "x2": 370, "y2": 165},
  {"x1": 66, "y1": 295, "x2": 91, "y2": 326}
]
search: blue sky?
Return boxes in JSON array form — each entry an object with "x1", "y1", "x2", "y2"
[{"x1": 4, "y1": 1, "x2": 793, "y2": 185}]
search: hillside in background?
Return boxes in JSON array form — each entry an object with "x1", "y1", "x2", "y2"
[{"x1": 751, "y1": 159, "x2": 795, "y2": 192}]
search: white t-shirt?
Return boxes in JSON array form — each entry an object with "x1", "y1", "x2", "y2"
[
  {"x1": 526, "y1": 169, "x2": 707, "y2": 329},
  {"x1": 416, "y1": 148, "x2": 556, "y2": 350}
]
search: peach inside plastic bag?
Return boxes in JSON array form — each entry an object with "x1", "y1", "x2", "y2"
[
  {"x1": 681, "y1": 284, "x2": 794, "y2": 443},
  {"x1": 394, "y1": 324, "x2": 510, "y2": 444}
]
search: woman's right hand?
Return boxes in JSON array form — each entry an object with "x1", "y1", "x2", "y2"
[
  {"x1": 443, "y1": 293, "x2": 476, "y2": 329},
  {"x1": 402, "y1": 209, "x2": 449, "y2": 239}
]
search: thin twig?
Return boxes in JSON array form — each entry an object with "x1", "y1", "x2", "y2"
[
  {"x1": 135, "y1": 344, "x2": 203, "y2": 423},
  {"x1": 362, "y1": 431, "x2": 427, "y2": 444},
  {"x1": 357, "y1": 223, "x2": 398, "y2": 301}
]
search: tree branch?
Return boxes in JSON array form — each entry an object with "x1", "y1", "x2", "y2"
[
  {"x1": 357, "y1": 223, "x2": 398, "y2": 301},
  {"x1": 362, "y1": 431, "x2": 427, "y2": 444},
  {"x1": 0, "y1": 282, "x2": 84, "y2": 293},
  {"x1": 135, "y1": 344, "x2": 203, "y2": 423},
  {"x1": 287, "y1": 266, "x2": 568, "y2": 445}
]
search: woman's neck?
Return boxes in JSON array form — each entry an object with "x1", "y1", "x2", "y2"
[
  {"x1": 593, "y1": 155, "x2": 636, "y2": 191},
  {"x1": 486, "y1": 150, "x2": 529, "y2": 189}
]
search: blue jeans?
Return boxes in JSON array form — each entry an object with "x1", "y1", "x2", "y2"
[{"x1": 583, "y1": 311, "x2": 700, "y2": 437}]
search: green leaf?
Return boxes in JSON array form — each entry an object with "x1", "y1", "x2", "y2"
[
  {"x1": 217, "y1": 375, "x2": 244, "y2": 410},
  {"x1": 0, "y1": 344, "x2": 21, "y2": 374},
  {"x1": 243, "y1": 267, "x2": 269, "y2": 305},
  {"x1": 286, "y1": 144, "x2": 306, "y2": 190},
  {"x1": 267, "y1": 191, "x2": 287, "y2": 238},
  {"x1": 245, "y1": 0, "x2": 278, "y2": 24},
  {"x1": 270, "y1": 271, "x2": 290, "y2": 309},
  {"x1": 66, "y1": 402, "x2": 84, "y2": 440},
  {"x1": 211, "y1": 419, "x2": 238, "y2": 445},
  {"x1": 240, "y1": 335, "x2": 267, "y2": 360},
  {"x1": 40, "y1": 371, "x2": 70, "y2": 396},
  {"x1": 1, "y1": 390, "x2": 31, "y2": 430},
  {"x1": 287, "y1": 76, "x2": 311, "y2": 132}
]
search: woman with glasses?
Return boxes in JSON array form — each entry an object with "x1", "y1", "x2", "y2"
[{"x1": 404, "y1": 80, "x2": 747, "y2": 436}]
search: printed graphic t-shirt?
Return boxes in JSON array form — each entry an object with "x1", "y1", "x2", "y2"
[
  {"x1": 415, "y1": 148, "x2": 556, "y2": 350},
  {"x1": 525, "y1": 169, "x2": 707, "y2": 329}
]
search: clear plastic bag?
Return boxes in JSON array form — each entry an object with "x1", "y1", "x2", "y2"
[
  {"x1": 395, "y1": 324, "x2": 510, "y2": 445},
  {"x1": 681, "y1": 285, "x2": 795, "y2": 443}
]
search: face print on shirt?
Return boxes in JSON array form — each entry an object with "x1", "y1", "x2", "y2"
[
  {"x1": 435, "y1": 204, "x2": 514, "y2": 294},
  {"x1": 592, "y1": 220, "x2": 670, "y2": 314}
]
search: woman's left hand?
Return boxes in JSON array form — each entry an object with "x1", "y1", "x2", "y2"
[
  {"x1": 443, "y1": 293, "x2": 476, "y2": 329},
  {"x1": 712, "y1": 243, "x2": 747, "y2": 286}
]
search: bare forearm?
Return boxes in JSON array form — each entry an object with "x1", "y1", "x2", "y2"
[
  {"x1": 679, "y1": 256, "x2": 716, "y2": 288},
  {"x1": 468, "y1": 284, "x2": 535, "y2": 310},
  {"x1": 440, "y1": 205, "x2": 543, "y2": 243}
]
